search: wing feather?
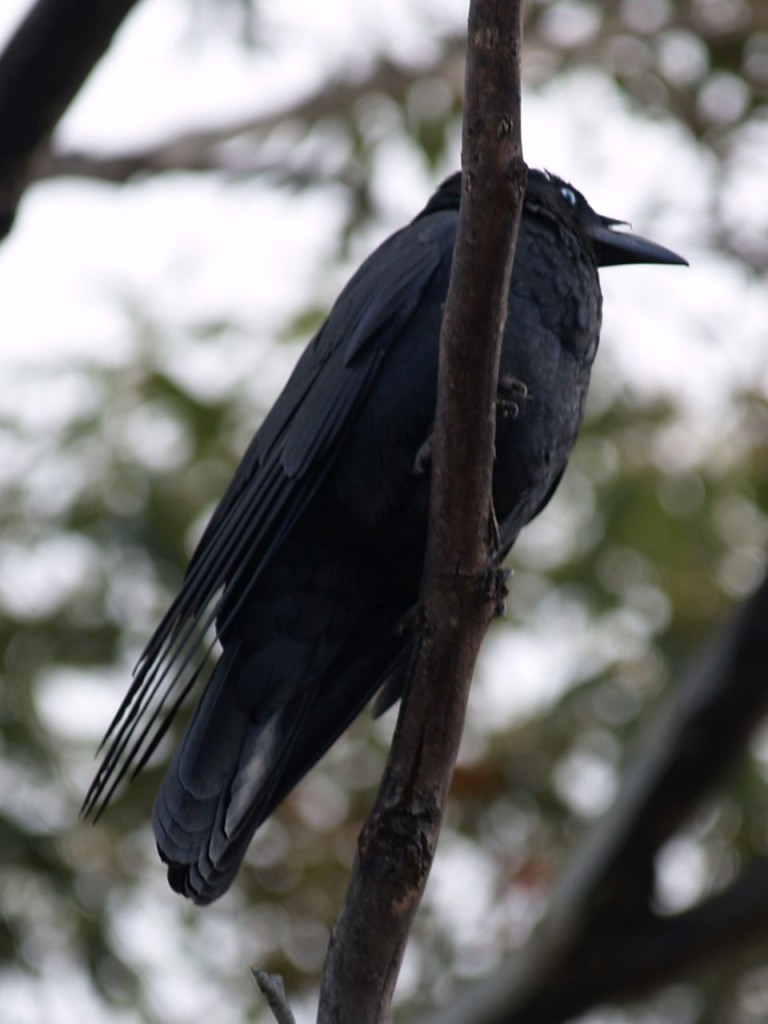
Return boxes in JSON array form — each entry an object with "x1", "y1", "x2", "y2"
[{"x1": 83, "y1": 208, "x2": 457, "y2": 817}]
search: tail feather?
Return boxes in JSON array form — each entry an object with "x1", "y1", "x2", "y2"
[{"x1": 152, "y1": 628, "x2": 408, "y2": 904}]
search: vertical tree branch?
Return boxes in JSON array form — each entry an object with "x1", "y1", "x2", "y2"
[
  {"x1": 0, "y1": 0, "x2": 141, "y2": 239},
  {"x1": 316, "y1": 3, "x2": 526, "y2": 1021}
]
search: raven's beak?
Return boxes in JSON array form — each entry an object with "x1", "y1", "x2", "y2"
[{"x1": 588, "y1": 216, "x2": 688, "y2": 268}]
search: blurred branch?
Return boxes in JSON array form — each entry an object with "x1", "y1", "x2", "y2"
[
  {"x1": 0, "y1": 0, "x2": 142, "y2": 240},
  {"x1": 421, "y1": 572, "x2": 768, "y2": 1024},
  {"x1": 315, "y1": 2, "x2": 525, "y2": 1022},
  {"x1": 425, "y1": 857, "x2": 768, "y2": 1024},
  {"x1": 31, "y1": 41, "x2": 465, "y2": 187}
]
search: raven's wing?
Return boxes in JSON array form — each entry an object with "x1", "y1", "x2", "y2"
[{"x1": 83, "y1": 210, "x2": 456, "y2": 818}]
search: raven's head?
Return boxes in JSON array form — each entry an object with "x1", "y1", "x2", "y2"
[{"x1": 528, "y1": 169, "x2": 688, "y2": 268}]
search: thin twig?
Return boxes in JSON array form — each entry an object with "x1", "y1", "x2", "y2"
[{"x1": 251, "y1": 969, "x2": 297, "y2": 1024}]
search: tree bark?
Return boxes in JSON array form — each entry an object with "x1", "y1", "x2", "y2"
[{"x1": 316, "y1": 2, "x2": 526, "y2": 1022}]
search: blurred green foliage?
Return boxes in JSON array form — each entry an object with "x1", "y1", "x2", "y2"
[{"x1": 1, "y1": 1, "x2": 767, "y2": 1022}]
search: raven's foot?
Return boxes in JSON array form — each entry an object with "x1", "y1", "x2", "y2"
[
  {"x1": 395, "y1": 604, "x2": 420, "y2": 637},
  {"x1": 413, "y1": 434, "x2": 433, "y2": 476},
  {"x1": 485, "y1": 565, "x2": 512, "y2": 617},
  {"x1": 496, "y1": 375, "x2": 531, "y2": 420}
]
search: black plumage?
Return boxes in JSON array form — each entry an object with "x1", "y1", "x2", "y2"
[{"x1": 84, "y1": 170, "x2": 686, "y2": 903}]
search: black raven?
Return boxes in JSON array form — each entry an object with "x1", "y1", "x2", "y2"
[{"x1": 84, "y1": 170, "x2": 686, "y2": 903}]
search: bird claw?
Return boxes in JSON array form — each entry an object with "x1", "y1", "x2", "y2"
[
  {"x1": 496, "y1": 375, "x2": 532, "y2": 420},
  {"x1": 415, "y1": 377, "x2": 530, "y2": 476},
  {"x1": 395, "y1": 604, "x2": 420, "y2": 637},
  {"x1": 487, "y1": 566, "x2": 512, "y2": 617},
  {"x1": 413, "y1": 435, "x2": 433, "y2": 475}
]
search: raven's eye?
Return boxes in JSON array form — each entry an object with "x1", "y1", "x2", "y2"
[{"x1": 560, "y1": 186, "x2": 577, "y2": 207}]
